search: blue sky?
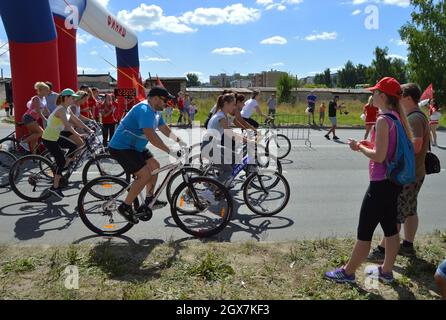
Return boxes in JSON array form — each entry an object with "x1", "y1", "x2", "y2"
[{"x1": 0, "y1": 0, "x2": 413, "y2": 82}]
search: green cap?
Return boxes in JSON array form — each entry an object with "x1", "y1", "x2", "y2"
[{"x1": 60, "y1": 88, "x2": 80, "y2": 98}]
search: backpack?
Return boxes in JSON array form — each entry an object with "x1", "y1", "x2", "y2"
[{"x1": 382, "y1": 113, "x2": 416, "y2": 185}]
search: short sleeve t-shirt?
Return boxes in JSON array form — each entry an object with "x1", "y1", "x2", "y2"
[
  {"x1": 241, "y1": 99, "x2": 259, "y2": 119},
  {"x1": 307, "y1": 94, "x2": 317, "y2": 108},
  {"x1": 328, "y1": 101, "x2": 337, "y2": 117},
  {"x1": 46, "y1": 92, "x2": 58, "y2": 113},
  {"x1": 109, "y1": 101, "x2": 165, "y2": 152},
  {"x1": 408, "y1": 109, "x2": 430, "y2": 179},
  {"x1": 267, "y1": 98, "x2": 277, "y2": 110}
]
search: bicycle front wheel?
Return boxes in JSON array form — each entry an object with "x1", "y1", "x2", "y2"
[
  {"x1": 243, "y1": 172, "x2": 290, "y2": 216},
  {"x1": 267, "y1": 134, "x2": 291, "y2": 160},
  {"x1": 0, "y1": 150, "x2": 16, "y2": 188},
  {"x1": 9, "y1": 155, "x2": 55, "y2": 202},
  {"x1": 78, "y1": 176, "x2": 138, "y2": 236},
  {"x1": 166, "y1": 167, "x2": 204, "y2": 204},
  {"x1": 170, "y1": 177, "x2": 233, "y2": 238}
]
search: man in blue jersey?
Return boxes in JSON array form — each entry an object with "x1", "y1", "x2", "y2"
[
  {"x1": 108, "y1": 86, "x2": 187, "y2": 224},
  {"x1": 307, "y1": 91, "x2": 317, "y2": 126}
]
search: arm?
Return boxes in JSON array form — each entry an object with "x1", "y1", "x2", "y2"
[
  {"x1": 31, "y1": 97, "x2": 47, "y2": 121},
  {"x1": 57, "y1": 109, "x2": 83, "y2": 140},
  {"x1": 68, "y1": 109, "x2": 93, "y2": 133},
  {"x1": 143, "y1": 128, "x2": 171, "y2": 154},
  {"x1": 357, "y1": 117, "x2": 389, "y2": 163},
  {"x1": 234, "y1": 109, "x2": 256, "y2": 131},
  {"x1": 158, "y1": 124, "x2": 186, "y2": 145}
]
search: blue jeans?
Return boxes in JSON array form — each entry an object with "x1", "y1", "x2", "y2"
[{"x1": 437, "y1": 259, "x2": 446, "y2": 280}]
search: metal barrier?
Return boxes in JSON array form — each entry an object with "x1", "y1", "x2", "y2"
[{"x1": 252, "y1": 114, "x2": 312, "y2": 147}]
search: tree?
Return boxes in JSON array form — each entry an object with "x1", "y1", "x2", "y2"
[
  {"x1": 337, "y1": 61, "x2": 358, "y2": 88},
  {"x1": 400, "y1": 0, "x2": 446, "y2": 104},
  {"x1": 323, "y1": 68, "x2": 332, "y2": 88},
  {"x1": 276, "y1": 73, "x2": 295, "y2": 103},
  {"x1": 369, "y1": 47, "x2": 392, "y2": 85},
  {"x1": 186, "y1": 73, "x2": 201, "y2": 87},
  {"x1": 356, "y1": 64, "x2": 369, "y2": 85}
]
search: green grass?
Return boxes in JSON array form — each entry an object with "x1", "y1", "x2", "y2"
[{"x1": 0, "y1": 232, "x2": 445, "y2": 300}]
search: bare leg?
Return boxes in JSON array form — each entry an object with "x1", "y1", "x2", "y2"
[
  {"x1": 145, "y1": 158, "x2": 160, "y2": 197},
  {"x1": 434, "y1": 273, "x2": 446, "y2": 300},
  {"x1": 344, "y1": 240, "x2": 372, "y2": 275},
  {"x1": 381, "y1": 234, "x2": 400, "y2": 274},
  {"x1": 124, "y1": 165, "x2": 152, "y2": 206}
]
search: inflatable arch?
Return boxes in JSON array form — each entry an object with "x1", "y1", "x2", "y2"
[{"x1": 0, "y1": 0, "x2": 141, "y2": 138}]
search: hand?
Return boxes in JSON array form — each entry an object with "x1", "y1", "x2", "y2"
[
  {"x1": 359, "y1": 140, "x2": 374, "y2": 149},
  {"x1": 347, "y1": 139, "x2": 360, "y2": 151},
  {"x1": 178, "y1": 139, "x2": 187, "y2": 147}
]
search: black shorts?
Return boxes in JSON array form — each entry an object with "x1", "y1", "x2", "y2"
[
  {"x1": 22, "y1": 114, "x2": 36, "y2": 125},
  {"x1": 242, "y1": 117, "x2": 260, "y2": 129},
  {"x1": 108, "y1": 148, "x2": 154, "y2": 175}
]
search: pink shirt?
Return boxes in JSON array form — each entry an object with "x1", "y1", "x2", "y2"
[{"x1": 369, "y1": 111, "x2": 399, "y2": 181}]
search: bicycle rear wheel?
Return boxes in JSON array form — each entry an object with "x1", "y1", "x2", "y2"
[
  {"x1": 243, "y1": 172, "x2": 290, "y2": 216},
  {"x1": 170, "y1": 177, "x2": 233, "y2": 238},
  {"x1": 0, "y1": 150, "x2": 16, "y2": 188},
  {"x1": 82, "y1": 153, "x2": 130, "y2": 187},
  {"x1": 166, "y1": 167, "x2": 204, "y2": 204},
  {"x1": 9, "y1": 155, "x2": 55, "y2": 201},
  {"x1": 78, "y1": 176, "x2": 138, "y2": 236}
]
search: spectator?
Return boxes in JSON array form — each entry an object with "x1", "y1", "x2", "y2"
[
  {"x1": 91, "y1": 87, "x2": 100, "y2": 123},
  {"x1": 435, "y1": 259, "x2": 446, "y2": 300},
  {"x1": 324, "y1": 96, "x2": 345, "y2": 141},
  {"x1": 368, "y1": 83, "x2": 430, "y2": 261},
  {"x1": 319, "y1": 102, "x2": 326, "y2": 127},
  {"x1": 101, "y1": 94, "x2": 118, "y2": 147},
  {"x1": 80, "y1": 87, "x2": 94, "y2": 119},
  {"x1": 184, "y1": 93, "x2": 191, "y2": 126},
  {"x1": 363, "y1": 95, "x2": 379, "y2": 140},
  {"x1": 176, "y1": 91, "x2": 185, "y2": 126},
  {"x1": 45, "y1": 81, "x2": 59, "y2": 113},
  {"x1": 267, "y1": 93, "x2": 277, "y2": 121},
  {"x1": 429, "y1": 99, "x2": 441, "y2": 146},
  {"x1": 188, "y1": 97, "x2": 197, "y2": 123},
  {"x1": 325, "y1": 77, "x2": 412, "y2": 284},
  {"x1": 21, "y1": 82, "x2": 51, "y2": 153},
  {"x1": 164, "y1": 99, "x2": 174, "y2": 126},
  {"x1": 307, "y1": 91, "x2": 317, "y2": 126}
]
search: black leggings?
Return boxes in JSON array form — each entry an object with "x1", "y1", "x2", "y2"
[
  {"x1": 42, "y1": 133, "x2": 78, "y2": 175},
  {"x1": 357, "y1": 180, "x2": 402, "y2": 241},
  {"x1": 102, "y1": 123, "x2": 116, "y2": 147},
  {"x1": 242, "y1": 117, "x2": 260, "y2": 129}
]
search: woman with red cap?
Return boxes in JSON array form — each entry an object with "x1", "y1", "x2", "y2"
[{"x1": 325, "y1": 77, "x2": 413, "y2": 284}]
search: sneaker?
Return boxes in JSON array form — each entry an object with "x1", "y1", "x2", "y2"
[
  {"x1": 399, "y1": 243, "x2": 416, "y2": 257},
  {"x1": 324, "y1": 134, "x2": 331, "y2": 140},
  {"x1": 367, "y1": 246, "x2": 385, "y2": 262},
  {"x1": 366, "y1": 266, "x2": 394, "y2": 284},
  {"x1": 333, "y1": 136, "x2": 340, "y2": 141},
  {"x1": 48, "y1": 187, "x2": 64, "y2": 200},
  {"x1": 145, "y1": 197, "x2": 167, "y2": 210},
  {"x1": 117, "y1": 203, "x2": 139, "y2": 224},
  {"x1": 325, "y1": 268, "x2": 356, "y2": 284},
  {"x1": 19, "y1": 141, "x2": 30, "y2": 152}
]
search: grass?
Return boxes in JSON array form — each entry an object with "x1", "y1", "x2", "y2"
[{"x1": 0, "y1": 231, "x2": 445, "y2": 300}]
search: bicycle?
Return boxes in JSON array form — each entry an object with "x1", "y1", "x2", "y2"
[
  {"x1": 166, "y1": 147, "x2": 290, "y2": 217},
  {"x1": 8, "y1": 132, "x2": 129, "y2": 202},
  {"x1": 77, "y1": 146, "x2": 234, "y2": 238},
  {"x1": 0, "y1": 122, "x2": 47, "y2": 156},
  {"x1": 0, "y1": 149, "x2": 16, "y2": 188}
]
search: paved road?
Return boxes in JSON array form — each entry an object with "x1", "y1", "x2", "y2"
[{"x1": 0, "y1": 121, "x2": 445, "y2": 245}]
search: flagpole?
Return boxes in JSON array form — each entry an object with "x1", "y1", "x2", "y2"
[{"x1": 148, "y1": 72, "x2": 152, "y2": 89}]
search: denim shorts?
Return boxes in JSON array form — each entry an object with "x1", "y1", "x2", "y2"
[
  {"x1": 436, "y1": 259, "x2": 446, "y2": 280},
  {"x1": 329, "y1": 117, "x2": 337, "y2": 126}
]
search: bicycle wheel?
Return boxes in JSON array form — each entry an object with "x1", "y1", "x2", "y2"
[
  {"x1": 82, "y1": 153, "x2": 130, "y2": 186},
  {"x1": 9, "y1": 155, "x2": 56, "y2": 202},
  {"x1": 243, "y1": 172, "x2": 290, "y2": 216},
  {"x1": 267, "y1": 134, "x2": 291, "y2": 160},
  {"x1": 166, "y1": 167, "x2": 204, "y2": 204},
  {"x1": 0, "y1": 137, "x2": 22, "y2": 156},
  {"x1": 78, "y1": 176, "x2": 138, "y2": 236},
  {"x1": 0, "y1": 150, "x2": 16, "y2": 188},
  {"x1": 170, "y1": 177, "x2": 233, "y2": 238}
]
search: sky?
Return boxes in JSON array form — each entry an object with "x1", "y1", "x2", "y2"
[{"x1": 0, "y1": 0, "x2": 413, "y2": 83}]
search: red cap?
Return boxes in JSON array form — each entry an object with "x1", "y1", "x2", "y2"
[{"x1": 367, "y1": 77, "x2": 402, "y2": 99}]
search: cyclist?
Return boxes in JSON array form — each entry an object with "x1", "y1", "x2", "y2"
[
  {"x1": 21, "y1": 82, "x2": 51, "y2": 153},
  {"x1": 108, "y1": 86, "x2": 187, "y2": 224},
  {"x1": 240, "y1": 90, "x2": 270, "y2": 129},
  {"x1": 42, "y1": 89, "x2": 93, "y2": 199}
]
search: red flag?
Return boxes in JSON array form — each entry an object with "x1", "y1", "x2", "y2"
[
  {"x1": 156, "y1": 76, "x2": 165, "y2": 88},
  {"x1": 132, "y1": 74, "x2": 146, "y2": 102},
  {"x1": 421, "y1": 84, "x2": 434, "y2": 101}
]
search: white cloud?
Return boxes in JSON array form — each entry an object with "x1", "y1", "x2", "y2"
[
  {"x1": 305, "y1": 32, "x2": 338, "y2": 41},
  {"x1": 212, "y1": 47, "x2": 247, "y2": 55},
  {"x1": 351, "y1": 0, "x2": 410, "y2": 7},
  {"x1": 352, "y1": 9, "x2": 362, "y2": 15},
  {"x1": 258, "y1": 0, "x2": 303, "y2": 11},
  {"x1": 260, "y1": 36, "x2": 288, "y2": 45},
  {"x1": 180, "y1": 4, "x2": 261, "y2": 26},
  {"x1": 90, "y1": 51, "x2": 98, "y2": 56},
  {"x1": 77, "y1": 33, "x2": 93, "y2": 45},
  {"x1": 141, "y1": 41, "x2": 159, "y2": 47},
  {"x1": 140, "y1": 56, "x2": 171, "y2": 62},
  {"x1": 96, "y1": 0, "x2": 109, "y2": 8},
  {"x1": 256, "y1": 0, "x2": 274, "y2": 5},
  {"x1": 271, "y1": 62, "x2": 285, "y2": 67},
  {"x1": 117, "y1": 4, "x2": 196, "y2": 34},
  {"x1": 389, "y1": 54, "x2": 407, "y2": 61},
  {"x1": 78, "y1": 67, "x2": 98, "y2": 73}
]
